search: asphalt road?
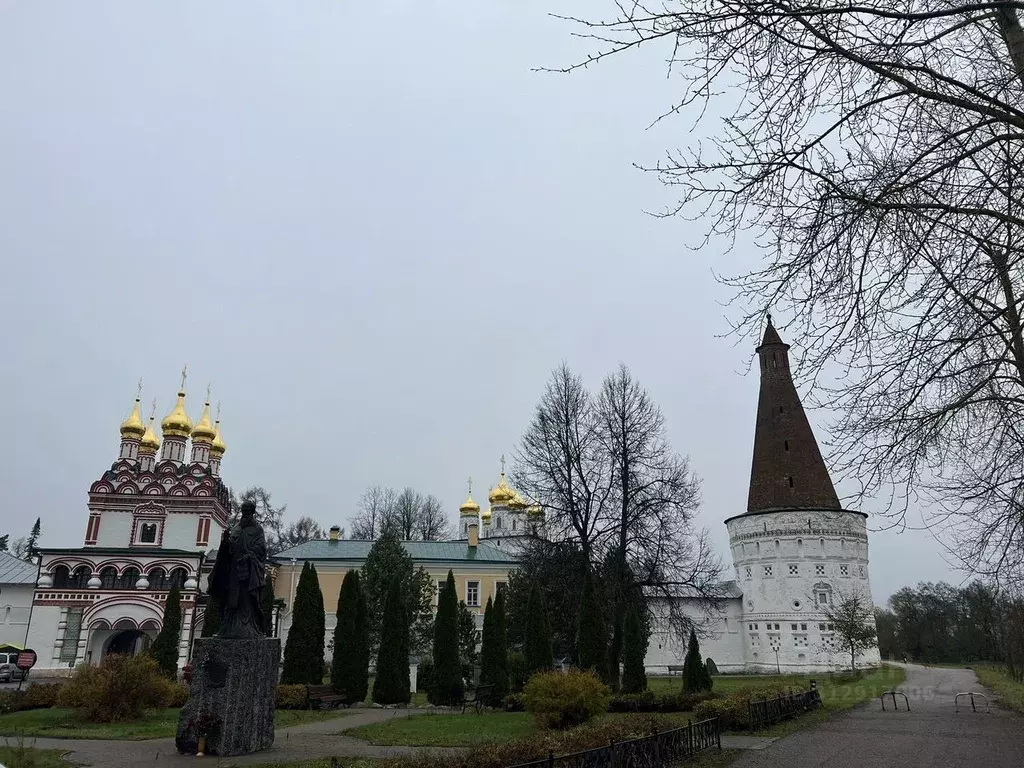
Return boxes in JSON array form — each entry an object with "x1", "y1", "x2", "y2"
[{"x1": 730, "y1": 663, "x2": 1024, "y2": 768}]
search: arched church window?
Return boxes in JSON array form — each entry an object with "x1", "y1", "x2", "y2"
[
  {"x1": 496, "y1": 518, "x2": 502, "y2": 530},
  {"x1": 169, "y1": 568, "x2": 187, "y2": 590},
  {"x1": 52, "y1": 566, "x2": 71, "y2": 589},
  {"x1": 139, "y1": 523, "x2": 158, "y2": 543},
  {"x1": 100, "y1": 567, "x2": 117, "y2": 589},
  {"x1": 70, "y1": 566, "x2": 90, "y2": 588},
  {"x1": 148, "y1": 568, "x2": 168, "y2": 590},
  {"x1": 512, "y1": 520, "x2": 517, "y2": 531},
  {"x1": 117, "y1": 567, "x2": 141, "y2": 590}
]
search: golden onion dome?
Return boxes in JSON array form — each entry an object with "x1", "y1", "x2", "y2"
[
  {"x1": 210, "y1": 419, "x2": 227, "y2": 457},
  {"x1": 139, "y1": 416, "x2": 161, "y2": 455},
  {"x1": 488, "y1": 472, "x2": 516, "y2": 506},
  {"x1": 161, "y1": 391, "x2": 193, "y2": 438},
  {"x1": 481, "y1": 506, "x2": 493, "y2": 523},
  {"x1": 191, "y1": 401, "x2": 216, "y2": 444},
  {"x1": 508, "y1": 489, "x2": 530, "y2": 510},
  {"x1": 526, "y1": 504, "x2": 544, "y2": 518},
  {"x1": 120, "y1": 397, "x2": 146, "y2": 440},
  {"x1": 459, "y1": 495, "x2": 481, "y2": 516}
]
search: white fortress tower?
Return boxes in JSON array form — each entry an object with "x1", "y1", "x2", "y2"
[{"x1": 726, "y1": 319, "x2": 880, "y2": 672}]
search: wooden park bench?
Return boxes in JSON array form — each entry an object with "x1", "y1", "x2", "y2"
[
  {"x1": 461, "y1": 684, "x2": 495, "y2": 714},
  {"x1": 667, "y1": 665, "x2": 685, "y2": 676},
  {"x1": 306, "y1": 684, "x2": 348, "y2": 710}
]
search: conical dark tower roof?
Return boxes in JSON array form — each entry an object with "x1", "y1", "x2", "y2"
[{"x1": 746, "y1": 317, "x2": 841, "y2": 512}]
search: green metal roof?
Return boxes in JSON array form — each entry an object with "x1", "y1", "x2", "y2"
[{"x1": 273, "y1": 539, "x2": 518, "y2": 564}]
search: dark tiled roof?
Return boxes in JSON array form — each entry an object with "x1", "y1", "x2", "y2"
[
  {"x1": 747, "y1": 322, "x2": 841, "y2": 513},
  {"x1": 273, "y1": 539, "x2": 517, "y2": 564}
]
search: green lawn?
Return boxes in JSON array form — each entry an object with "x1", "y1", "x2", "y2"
[
  {"x1": 973, "y1": 664, "x2": 1024, "y2": 712},
  {"x1": 0, "y1": 707, "x2": 350, "y2": 740},
  {"x1": 648, "y1": 674, "x2": 809, "y2": 695},
  {"x1": 0, "y1": 746, "x2": 75, "y2": 768},
  {"x1": 347, "y1": 711, "x2": 535, "y2": 746}
]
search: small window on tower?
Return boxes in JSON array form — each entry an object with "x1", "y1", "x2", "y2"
[
  {"x1": 779, "y1": 406, "x2": 785, "y2": 413},
  {"x1": 764, "y1": 564, "x2": 774, "y2": 577},
  {"x1": 815, "y1": 564, "x2": 826, "y2": 576},
  {"x1": 791, "y1": 623, "x2": 798, "y2": 631},
  {"x1": 788, "y1": 564, "x2": 799, "y2": 576},
  {"x1": 139, "y1": 523, "x2": 158, "y2": 544},
  {"x1": 744, "y1": 566, "x2": 752, "y2": 578},
  {"x1": 840, "y1": 564, "x2": 849, "y2": 576},
  {"x1": 788, "y1": 476, "x2": 794, "y2": 487}
]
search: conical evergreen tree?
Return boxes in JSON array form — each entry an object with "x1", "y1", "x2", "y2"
[
  {"x1": 262, "y1": 577, "x2": 277, "y2": 636},
  {"x1": 492, "y1": 589, "x2": 510, "y2": 702},
  {"x1": 429, "y1": 570, "x2": 463, "y2": 705},
  {"x1": 373, "y1": 577, "x2": 410, "y2": 704},
  {"x1": 479, "y1": 595, "x2": 496, "y2": 690},
  {"x1": 577, "y1": 570, "x2": 608, "y2": 682},
  {"x1": 200, "y1": 594, "x2": 222, "y2": 638},
  {"x1": 682, "y1": 629, "x2": 712, "y2": 693},
  {"x1": 524, "y1": 583, "x2": 554, "y2": 676},
  {"x1": 282, "y1": 562, "x2": 326, "y2": 684},
  {"x1": 150, "y1": 585, "x2": 182, "y2": 678},
  {"x1": 621, "y1": 602, "x2": 648, "y2": 693},
  {"x1": 331, "y1": 570, "x2": 371, "y2": 701},
  {"x1": 353, "y1": 573, "x2": 370, "y2": 701}
]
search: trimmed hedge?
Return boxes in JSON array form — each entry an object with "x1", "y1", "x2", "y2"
[
  {"x1": 276, "y1": 684, "x2": 308, "y2": 709},
  {"x1": 0, "y1": 683, "x2": 62, "y2": 715},
  {"x1": 608, "y1": 690, "x2": 710, "y2": 713},
  {"x1": 375, "y1": 713, "x2": 686, "y2": 768}
]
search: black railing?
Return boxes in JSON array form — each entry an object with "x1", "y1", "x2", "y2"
[
  {"x1": 748, "y1": 689, "x2": 823, "y2": 730},
  {"x1": 506, "y1": 718, "x2": 720, "y2": 768}
]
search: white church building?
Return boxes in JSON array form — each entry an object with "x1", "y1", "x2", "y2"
[{"x1": 23, "y1": 380, "x2": 229, "y2": 675}]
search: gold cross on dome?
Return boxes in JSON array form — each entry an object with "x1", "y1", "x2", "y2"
[
  {"x1": 179, "y1": 364, "x2": 188, "y2": 392},
  {"x1": 467, "y1": 477, "x2": 473, "y2": 496},
  {"x1": 206, "y1": 382, "x2": 212, "y2": 403},
  {"x1": 500, "y1": 454, "x2": 506, "y2": 474},
  {"x1": 136, "y1": 377, "x2": 143, "y2": 400},
  {"x1": 149, "y1": 399, "x2": 157, "y2": 419}
]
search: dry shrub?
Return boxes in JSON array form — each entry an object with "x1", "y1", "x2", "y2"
[
  {"x1": 56, "y1": 654, "x2": 171, "y2": 722},
  {"x1": 691, "y1": 683, "x2": 794, "y2": 730},
  {"x1": 523, "y1": 669, "x2": 612, "y2": 729},
  {"x1": 166, "y1": 681, "x2": 190, "y2": 707}
]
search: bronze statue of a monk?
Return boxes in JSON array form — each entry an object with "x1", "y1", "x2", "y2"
[{"x1": 209, "y1": 500, "x2": 267, "y2": 639}]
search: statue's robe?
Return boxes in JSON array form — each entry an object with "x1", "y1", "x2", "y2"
[{"x1": 209, "y1": 519, "x2": 267, "y2": 639}]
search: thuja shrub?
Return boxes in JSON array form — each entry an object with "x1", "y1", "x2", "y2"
[
  {"x1": 57, "y1": 654, "x2": 171, "y2": 722},
  {"x1": 523, "y1": 668, "x2": 612, "y2": 729}
]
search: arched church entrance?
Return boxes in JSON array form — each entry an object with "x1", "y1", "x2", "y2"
[{"x1": 104, "y1": 627, "x2": 151, "y2": 657}]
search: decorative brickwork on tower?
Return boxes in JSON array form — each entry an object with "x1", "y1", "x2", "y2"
[{"x1": 746, "y1": 318, "x2": 840, "y2": 512}]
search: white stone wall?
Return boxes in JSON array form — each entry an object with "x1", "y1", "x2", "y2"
[
  {"x1": 0, "y1": 584, "x2": 34, "y2": 648},
  {"x1": 24, "y1": 605, "x2": 64, "y2": 672},
  {"x1": 644, "y1": 597, "x2": 746, "y2": 674},
  {"x1": 93, "y1": 512, "x2": 134, "y2": 548},
  {"x1": 727, "y1": 508, "x2": 881, "y2": 672}
]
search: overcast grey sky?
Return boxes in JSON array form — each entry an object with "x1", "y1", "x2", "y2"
[{"x1": 0, "y1": 1, "x2": 958, "y2": 601}]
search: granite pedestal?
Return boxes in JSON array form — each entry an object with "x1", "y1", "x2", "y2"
[{"x1": 176, "y1": 637, "x2": 280, "y2": 757}]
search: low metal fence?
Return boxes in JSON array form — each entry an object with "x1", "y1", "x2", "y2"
[
  {"x1": 748, "y1": 689, "x2": 823, "y2": 730},
  {"x1": 506, "y1": 718, "x2": 720, "y2": 768}
]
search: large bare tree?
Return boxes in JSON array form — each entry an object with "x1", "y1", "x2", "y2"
[
  {"x1": 596, "y1": 364, "x2": 719, "y2": 681},
  {"x1": 416, "y1": 494, "x2": 452, "y2": 541},
  {"x1": 515, "y1": 363, "x2": 721, "y2": 656},
  {"x1": 515, "y1": 363, "x2": 611, "y2": 562},
  {"x1": 557, "y1": 1, "x2": 1024, "y2": 577},
  {"x1": 350, "y1": 485, "x2": 398, "y2": 540}
]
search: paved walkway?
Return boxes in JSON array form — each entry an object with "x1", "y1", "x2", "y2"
[
  {"x1": 729, "y1": 663, "x2": 1024, "y2": 768},
  {"x1": 3, "y1": 707, "x2": 447, "y2": 767}
]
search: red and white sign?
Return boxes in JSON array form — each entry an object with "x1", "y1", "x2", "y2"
[{"x1": 15, "y1": 650, "x2": 37, "y2": 671}]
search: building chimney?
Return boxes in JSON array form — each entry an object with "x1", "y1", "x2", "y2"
[
  {"x1": 329, "y1": 525, "x2": 341, "y2": 542},
  {"x1": 468, "y1": 523, "x2": 479, "y2": 547}
]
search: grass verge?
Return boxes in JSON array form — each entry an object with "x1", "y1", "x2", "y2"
[
  {"x1": 0, "y1": 745, "x2": 76, "y2": 768},
  {"x1": 0, "y1": 707, "x2": 350, "y2": 740},
  {"x1": 972, "y1": 665, "x2": 1024, "y2": 712}
]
